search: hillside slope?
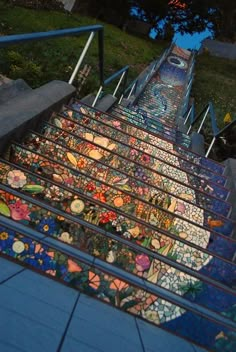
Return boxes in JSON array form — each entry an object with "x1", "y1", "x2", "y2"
[{"x1": 0, "y1": 1, "x2": 167, "y2": 96}]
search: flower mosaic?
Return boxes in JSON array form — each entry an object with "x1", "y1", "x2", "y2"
[
  {"x1": 53, "y1": 115, "x2": 229, "y2": 212},
  {"x1": 61, "y1": 107, "x2": 227, "y2": 189},
  {"x1": 6, "y1": 147, "x2": 236, "y2": 269},
  {"x1": 82, "y1": 102, "x2": 225, "y2": 176},
  {"x1": 16, "y1": 131, "x2": 233, "y2": 240}
]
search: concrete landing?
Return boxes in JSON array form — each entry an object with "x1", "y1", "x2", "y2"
[{"x1": 0, "y1": 257, "x2": 207, "y2": 352}]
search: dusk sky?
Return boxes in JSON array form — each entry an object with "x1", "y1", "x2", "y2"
[{"x1": 173, "y1": 29, "x2": 213, "y2": 50}]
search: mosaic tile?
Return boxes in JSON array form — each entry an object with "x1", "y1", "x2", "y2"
[
  {"x1": 134, "y1": 47, "x2": 190, "y2": 125},
  {"x1": 21, "y1": 131, "x2": 233, "y2": 239},
  {"x1": 64, "y1": 106, "x2": 227, "y2": 188},
  {"x1": 9, "y1": 142, "x2": 236, "y2": 263},
  {"x1": 39, "y1": 123, "x2": 231, "y2": 226},
  {"x1": 112, "y1": 105, "x2": 225, "y2": 175},
  {"x1": 0, "y1": 223, "x2": 235, "y2": 351},
  {"x1": 53, "y1": 113, "x2": 229, "y2": 204},
  {"x1": 0, "y1": 170, "x2": 235, "y2": 321}
]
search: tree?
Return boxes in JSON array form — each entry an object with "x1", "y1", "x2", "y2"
[{"x1": 169, "y1": 0, "x2": 236, "y2": 41}]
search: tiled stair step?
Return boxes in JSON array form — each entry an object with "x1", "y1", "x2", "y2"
[
  {"x1": 133, "y1": 98, "x2": 183, "y2": 128},
  {"x1": 0, "y1": 165, "x2": 235, "y2": 318},
  {"x1": 0, "y1": 219, "x2": 235, "y2": 352},
  {"x1": 60, "y1": 108, "x2": 228, "y2": 195},
  {"x1": 73, "y1": 102, "x2": 225, "y2": 179},
  {"x1": 107, "y1": 103, "x2": 190, "y2": 149},
  {"x1": 12, "y1": 129, "x2": 231, "y2": 222},
  {"x1": 38, "y1": 122, "x2": 233, "y2": 229},
  {"x1": 112, "y1": 104, "x2": 191, "y2": 151},
  {"x1": 136, "y1": 93, "x2": 183, "y2": 118},
  {"x1": 1, "y1": 160, "x2": 235, "y2": 291},
  {"x1": 10, "y1": 141, "x2": 236, "y2": 262},
  {"x1": 135, "y1": 89, "x2": 186, "y2": 127},
  {"x1": 113, "y1": 104, "x2": 178, "y2": 134},
  {"x1": 41, "y1": 115, "x2": 230, "y2": 211},
  {"x1": 112, "y1": 105, "x2": 191, "y2": 149},
  {"x1": 7, "y1": 146, "x2": 236, "y2": 275},
  {"x1": 25, "y1": 122, "x2": 231, "y2": 219},
  {"x1": 114, "y1": 106, "x2": 225, "y2": 175},
  {"x1": 22, "y1": 129, "x2": 234, "y2": 238}
]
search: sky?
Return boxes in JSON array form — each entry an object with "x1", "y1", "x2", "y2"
[
  {"x1": 173, "y1": 29, "x2": 213, "y2": 50},
  {"x1": 149, "y1": 28, "x2": 213, "y2": 50}
]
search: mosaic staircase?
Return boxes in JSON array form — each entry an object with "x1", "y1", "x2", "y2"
[{"x1": 0, "y1": 45, "x2": 236, "y2": 352}]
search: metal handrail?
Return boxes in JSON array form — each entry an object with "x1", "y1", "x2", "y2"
[
  {"x1": 0, "y1": 26, "x2": 104, "y2": 85},
  {"x1": 185, "y1": 102, "x2": 222, "y2": 157},
  {"x1": 92, "y1": 65, "x2": 129, "y2": 106}
]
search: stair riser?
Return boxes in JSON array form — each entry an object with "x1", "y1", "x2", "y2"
[
  {"x1": 11, "y1": 139, "x2": 236, "y2": 261},
  {"x1": 112, "y1": 104, "x2": 225, "y2": 175},
  {"x1": 41, "y1": 122, "x2": 231, "y2": 223},
  {"x1": 113, "y1": 105, "x2": 178, "y2": 134},
  {"x1": 56, "y1": 113, "x2": 229, "y2": 202},
  {"x1": 67, "y1": 105, "x2": 227, "y2": 185},
  {"x1": 0, "y1": 178, "x2": 235, "y2": 322},
  {"x1": 2, "y1": 159, "x2": 236, "y2": 293}
]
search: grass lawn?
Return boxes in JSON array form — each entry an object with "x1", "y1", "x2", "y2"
[
  {"x1": 0, "y1": 1, "x2": 168, "y2": 96},
  {"x1": 192, "y1": 53, "x2": 236, "y2": 130}
]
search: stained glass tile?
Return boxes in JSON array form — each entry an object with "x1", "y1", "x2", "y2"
[
  {"x1": 38, "y1": 123, "x2": 231, "y2": 227},
  {"x1": 54, "y1": 113, "x2": 229, "y2": 204},
  {"x1": 72, "y1": 102, "x2": 225, "y2": 176},
  {"x1": 20, "y1": 132, "x2": 234, "y2": 239},
  {"x1": 63, "y1": 106, "x2": 227, "y2": 188},
  {"x1": 0, "y1": 43, "x2": 235, "y2": 352},
  {"x1": 0, "y1": 172, "x2": 235, "y2": 319},
  {"x1": 9, "y1": 143, "x2": 236, "y2": 263},
  {"x1": 33, "y1": 123, "x2": 229, "y2": 217},
  {"x1": 132, "y1": 46, "x2": 193, "y2": 125}
]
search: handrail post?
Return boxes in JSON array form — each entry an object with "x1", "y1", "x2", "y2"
[
  {"x1": 113, "y1": 71, "x2": 126, "y2": 97},
  {"x1": 92, "y1": 85, "x2": 103, "y2": 107},
  {"x1": 197, "y1": 105, "x2": 210, "y2": 133},
  {"x1": 68, "y1": 31, "x2": 95, "y2": 85},
  {"x1": 118, "y1": 94, "x2": 124, "y2": 104},
  {"x1": 127, "y1": 82, "x2": 136, "y2": 99},
  {"x1": 184, "y1": 105, "x2": 193, "y2": 125},
  {"x1": 98, "y1": 28, "x2": 104, "y2": 85},
  {"x1": 205, "y1": 136, "x2": 216, "y2": 157}
]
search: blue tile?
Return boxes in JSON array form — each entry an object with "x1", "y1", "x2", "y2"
[
  {"x1": 61, "y1": 336, "x2": 102, "y2": 352},
  {"x1": 0, "y1": 341, "x2": 24, "y2": 352},
  {"x1": 74, "y1": 294, "x2": 140, "y2": 344},
  {"x1": 0, "y1": 285, "x2": 70, "y2": 332},
  {"x1": 5, "y1": 269, "x2": 78, "y2": 313},
  {"x1": 67, "y1": 315, "x2": 143, "y2": 352},
  {"x1": 0, "y1": 257, "x2": 23, "y2": 283},
  {"x1": 0, "y1": 306, "x2": 62, "y2": 352},
  {"x1": 137, "y1": 319, "x2": 205, "y2": 352}
]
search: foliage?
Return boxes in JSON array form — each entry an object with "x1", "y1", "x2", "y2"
[
  {"x1": 169, "y1": 0, "x2": 236, "y2": 41},
  {"x1": 191, "y1": 52, "x2": 236, "y2": 131}
]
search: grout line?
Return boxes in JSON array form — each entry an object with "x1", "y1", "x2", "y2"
[
  {"x1": 0, "y1": 267, "x2": 26, "y2": 285},
  {"x1": 57, "y1": 292, "x2": 80, "y2": 352},
  {"x1": 135, "y1": 318, "x2": 146, "y2": 352}
]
